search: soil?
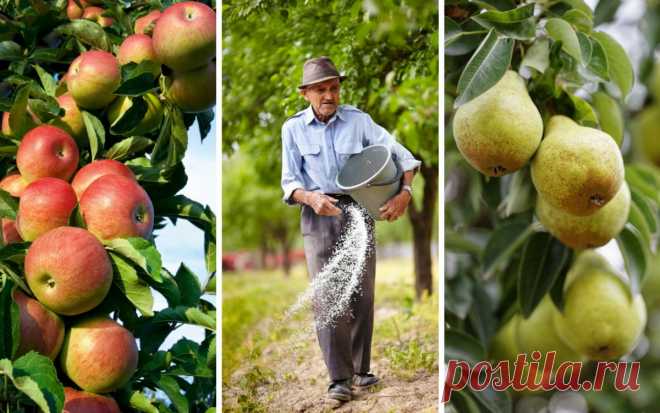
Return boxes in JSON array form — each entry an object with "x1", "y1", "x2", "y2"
[{"x1": 223, "y1": 307, "x2": 439, "y2": 412}]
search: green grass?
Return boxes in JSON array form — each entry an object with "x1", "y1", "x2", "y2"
[{"x1": 222, "y1": 257, "x2": 438, "y2": 408}]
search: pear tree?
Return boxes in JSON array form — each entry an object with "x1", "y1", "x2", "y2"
[{"x1": 445, "y1": 1, "x2": 656, "y2": 411}]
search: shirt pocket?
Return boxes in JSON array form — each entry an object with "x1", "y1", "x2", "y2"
[
  {"x1": 336, "y1": 140, "x2": 363, "y2": 166},
  {"x1": 299, "y1": 143, "x2": 322, "y2": 175}
]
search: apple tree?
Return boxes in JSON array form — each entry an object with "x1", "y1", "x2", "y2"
[
  {"x1": 0, "y1": 1, "x2": 216, "y2": 412},
  {"x1": 445, "y1": 0, "x2": 656, "y2": 411}
]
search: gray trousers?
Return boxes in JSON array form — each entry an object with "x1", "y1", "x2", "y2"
[{"x1": 301, "y1": 197, "x2": 376, "y2": 382}]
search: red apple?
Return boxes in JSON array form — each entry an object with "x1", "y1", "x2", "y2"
[
  {"x1": 16, "y1": 177, "x2": 77, "y2": 241},
  {"x1": 152, "y1": 2, "x2": 215, "y2": 72},
  {"x1": 52, "y1": 94, "x2": 86, "y2": 144},
  {"x1": 117, "y1": 34, "x2": 160, "y2": 78},
  {"x1": 66, "y1": 0, "x2": 89, "y2": 20},
  {"x1": 67, "y1": 51, "x2": 121, "y2": 110},
  {"x1": 63, "y1": 387, "x2": 120, "y2": 413},
  {"x1": 80, "y1": 174, "x2": 154, "y2": 242},
  {"x1": 2, "y1": 219, "x2": 22, "y2": 245},
  {"x1": 82, "y1": 7, "x2": 113, "y2": 27},
  {"x1": 108, "y1": 93, "x2": 163, "y2": 136},
  {"x1": 0, "y1": 173, "x2": 28, "y2": 197},
  {"x1": 166, "y1": 62, "x2": 215, "y2": 113},
  {"x1": 25, "y1": 227, "x2": 112, "y2": 316},
  {"x1": 71, "y1": 159, "x2": 135, "y2": 199},
  {"x1": 134, "y1": 9, "x2": 160, "y2": 35},
  {"x1": 61, "y1": 317, "x2": 138, "y2": 393},
  {"x1": 0, "y1": 173, "x2": 27, "y2": 245},
  {"x1": 13, "y1": 290, "x2": 64, "y2": 360},
  {"x1": 16, "y1": 125, "x2": 79, "y2": 183}
]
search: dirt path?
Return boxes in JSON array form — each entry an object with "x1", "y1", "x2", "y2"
[{"x1": 223, "y1": 307, "x2": 439, "y2": 412}]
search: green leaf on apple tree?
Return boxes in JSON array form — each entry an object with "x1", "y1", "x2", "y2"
[
  {"x1": 0, "y1": 352, "x2": 64, "y2": 413},
  {"x1": 129, "y1": 390, "x2": 159, "y2": 413},
  {"x1": 151, "y1": 106, "x2": 188, "y2": 168},
  {"x1": 0, "y1": 280, "x2": 20, "y2": 359},
  {"x1": 105, "y1": 137, "x2": 153, "y2": 160},
  {"x1": 174, "y1": 264, "x2": 202, "y2": 307},
  {"x1": 153, "y1": 306, "x2": 215, "y2": 331},
  {"x1": 157, "y1": 375, "x2": 190, "y2": 413},
  {"x1": 82, "y1": 110, "x2": 106, "y2": 161},
  {"x1": 0, "y1": 189, "x2": 18, "y2": 220},
  {"x1": 109, "y1": 252, "x2": 154, "y2": 317},
  {"x1": 110, "y1": 96, "x2": 148, "y2": 135},
  {"x1": 108, "y1": 238, "x2": 163, "y2": 283},
  {"x1": 168, "y1": 338, "x2": 214, "y2": 377},
  {"x1": 0, "y1": 41, "x2": 22, "y2": 61},
  {"x1": 196, "y1": 110, "x2": 214, "y2": 142},
  {"x1": 9, "y1": 85, "x2": 31, "y2": 138},
  {"x1": 54, "y1": 19, "x2": 111, "y2": 51},
  {"x1": 31, "y1": 65, "x2": 56, "y2": 96},
  {"x1": 150, "y1": 268, "x2": 181, "y2": 307},
  {"x1": 155, "y1": 195, "x2": 215, "y2": 235},
  {"x1": 114, "y1": 61, "x2": 159, "y2": 96}
]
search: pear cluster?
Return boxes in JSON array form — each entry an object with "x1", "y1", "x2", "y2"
[
  {"x1": 490, "y1": 252, "x2": 647, "y2": 392},
  {"x1": 453, "y1": 71, "x2": 628, "y2": 249},
  {"x1": 0, "y1": 123, "x2": 155, "y2": 408}
]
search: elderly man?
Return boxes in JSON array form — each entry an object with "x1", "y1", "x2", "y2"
[{"x1": 281, "y1": 56, "x2": 421, "y2": 403}]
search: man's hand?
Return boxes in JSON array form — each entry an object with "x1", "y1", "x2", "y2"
[
  {"x1": 307, "y1": 192, "x2": 342, "y2": 216},
  {"x1": 379, "y1": 191, "x2": 411, "y2": 222}
]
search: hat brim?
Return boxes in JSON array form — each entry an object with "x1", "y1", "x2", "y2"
[{"x1": 298, "y1": 75, "x2": 346, "y2": 90}]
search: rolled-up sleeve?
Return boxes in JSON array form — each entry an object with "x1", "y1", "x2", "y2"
[
  {"x1": 363, "y1": 114, "x2": 421, "y2": 172},
  {"x1": 281, "y1": 123, "x2": 305, "y2": 205}
]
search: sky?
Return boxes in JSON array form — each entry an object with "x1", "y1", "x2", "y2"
[{"x1": 151, "y1": 112, "x2": 217, "y2": 348}]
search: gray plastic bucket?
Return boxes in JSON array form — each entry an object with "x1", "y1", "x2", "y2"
[{"x1": 336, "y1": 145, "x2": 402, "y2": 220}]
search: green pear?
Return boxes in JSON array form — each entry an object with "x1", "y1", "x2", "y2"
[
  {"x1": 453, "y1": 70, "x2": 543, "y2": 177},
  {"x1": 531, "y1": 115, "x2": 624, "y2": 216},
  {"x1": 632, "y1": 104, "x2": 660, "y2": 167},
  {"x1": 489, "y1": 314, "x2": 521, "y2": 363},
  {"x1": 517, "y1": 296, "x2": 586, "y2": 366},
  {"x1": 651, "y1": 61, "x2": 660, "y2": 99},
  {"x1": 536, "y1": 181, "x2": 630, "y2": 249},
  {"x1": 553, "y1": 255, "x2": 647, "y2": 360},
  {"x1": 642, "y1": 252, "x2": 660, "y2": 309}
]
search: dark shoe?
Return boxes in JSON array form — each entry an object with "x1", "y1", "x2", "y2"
[
  {"x1": 327, "y1": 379, "x2": 352, "y2": 402},
  {"x1": 353, "y1": 373, "x2": 380, "y2": 388}
]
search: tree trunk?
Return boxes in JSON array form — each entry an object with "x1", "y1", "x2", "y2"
[
  {"x1": 408, "y1": 164, "x2": 438, "y2": 300},
  {"x1": 280, "y1": 235, "x2": 292, "y2": 277}
]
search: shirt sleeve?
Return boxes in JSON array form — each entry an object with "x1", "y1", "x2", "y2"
[
  {"x1": 363, "y1": 114, "x2": 422, "y2": 172},
  {"x1": 281, "y1": 122, "x2": 305, "y2": 205}
]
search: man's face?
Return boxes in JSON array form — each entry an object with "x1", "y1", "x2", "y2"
[{"x1": 301, "y1": 78, "x2": 341, "y2": 121}]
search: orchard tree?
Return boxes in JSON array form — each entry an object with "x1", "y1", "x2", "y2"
[
  {"x1": 0, "y1": 1, "x2": 216, "y2": 412},
  {"x1": 222, "y1": 0, "x2": 438, "y2": 298},
  {"x1": 445, "y1": 0, "x2": 657, "y2": 411}
]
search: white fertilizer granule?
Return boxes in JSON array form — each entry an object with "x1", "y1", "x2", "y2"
[{"x1": 287, "y1": 205, "x2": 372, "y2": 329}]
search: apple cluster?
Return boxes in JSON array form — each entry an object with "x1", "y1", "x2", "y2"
[
  {"x1": 63, "y1": 0, "x2": 216, "y2": 120},
  {"x1": 0, "y1": 123, "x2": 155, "y2": 410}
]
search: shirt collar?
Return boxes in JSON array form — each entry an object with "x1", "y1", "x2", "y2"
[{"x1": 304, "y1": 105, "x2": 344, "y2": 125}]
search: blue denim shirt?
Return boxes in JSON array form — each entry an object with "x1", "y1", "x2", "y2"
[{"x1": 281, "y1": 105, "x2": 421, "y2": 204}]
